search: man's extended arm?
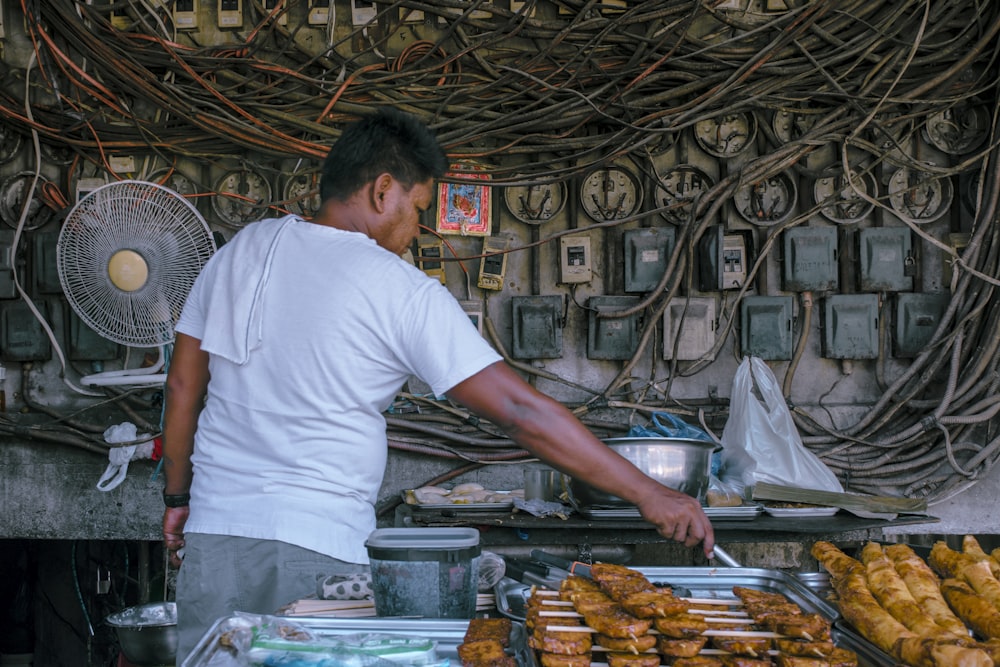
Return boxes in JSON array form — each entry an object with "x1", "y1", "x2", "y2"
[{"x1": 446, "y1": 361, "x2": 715, "y2": 557}]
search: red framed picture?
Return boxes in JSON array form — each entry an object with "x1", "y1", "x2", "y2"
[{"x1": 436, "y1": 163, "x2": 492, "y2": 236}]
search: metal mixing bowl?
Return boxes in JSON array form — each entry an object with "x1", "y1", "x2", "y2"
[
  {"x1": 105, "y1": 601, "x2": 177, "y2": 666},
  {"x1": 566, "y1": 437, "x2": 716, "y2": 508}
]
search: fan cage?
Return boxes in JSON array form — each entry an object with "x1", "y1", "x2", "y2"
[{"x1": 57, "y1": 180, "x2": 216, "y2": 348}]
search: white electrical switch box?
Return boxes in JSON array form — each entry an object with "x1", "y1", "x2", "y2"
[
  {"x1": 218, "y1": 0, "x2": 243, "y2": 27},
  {"x1": 415, "y1": 237, "x2": 445, "y2": 284},
  {"x1": 308, "y1": 0, "x2": 330, "y2": 25},
  {"x1": 350, "y1": 0, "x2": 376, "y2": 25},
  {"x1": 459, "y1": 300, "x2": 484, "y2": 335},
  {"x1": 173, "y1": 0, "x2": 199, "y2": 29},
  {"x1": 722, "y1": 233, "x2": 749, "y2": 288},
  {"x1": 263, "y1": 0, "x2": 287, "y2": 24},
  {"x1": 559, "y1": 234, "x2": 592, "y2": 284}
]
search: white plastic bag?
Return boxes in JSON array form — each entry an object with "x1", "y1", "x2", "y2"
[{"x1": 721, "y1": 357, "x2": 843, "y2": 493}]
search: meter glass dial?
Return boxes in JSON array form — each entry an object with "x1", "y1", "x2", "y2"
[
  {"x1": 0, "y1": 124, "x2": 23, "y2": 165},
  {"x1": 888, "y1": 167, "x2": 953, "y2": 224},
  {"x1": 813, "y1": 167, "x2": 877, "y2": 224},
  {"x1": 579, "y1": 165, "x2": 643, "y2": 222},
  {"x1": 693, "y1": 111, "x2": 758, "y2": 158},
  {"x1": 503, "y1": 178, "x2": 567, "y2": 224},
  {"x1": 283, "y1": 168, "x2": 321, "y2": 219},
  {"x1": 923, "y1": 103, "x2": 990, "y2": 155},
  {"x1": 212, "y1": 168, "x2": 274, "y2": 228},
  {"x1": 733, "y1": 171, "x2": 797, "y2": 226},
  {"x1": 148, "y1": 168, "x2": 199, "y2": 198},
  {"x1": 0, "y1": 172, "x2": 57, "y2": 230},
  {"x1": 654, "y1": 165, "x2": 713, "y2": 225}
]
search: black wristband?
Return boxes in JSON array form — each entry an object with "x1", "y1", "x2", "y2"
[{"x1": 163, "y1": 492, "x2": 191, "y2": 508}]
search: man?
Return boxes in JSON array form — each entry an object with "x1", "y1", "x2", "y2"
[{"x1": 162, "y1": 107, "x2": 714, "y2": 660}]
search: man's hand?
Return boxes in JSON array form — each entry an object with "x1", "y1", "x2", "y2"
[
  {"x1": 635, "y1": 487, "x2": 715, "y2": 559},
  {"x1": 162, "y1": 506, "x2": 190, "y2": 568}
]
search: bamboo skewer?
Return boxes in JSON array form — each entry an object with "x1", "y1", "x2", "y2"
[
  {"x1": 535, "y1": 609, "x2": 754, "y2": 624},
  {"x1": 541, "y1": 623, "x2": 785, "y2": 638}
]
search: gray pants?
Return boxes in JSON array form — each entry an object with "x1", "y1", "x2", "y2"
[{"x1": 175, "y1": 533, "x2": 368, "y2": 665}]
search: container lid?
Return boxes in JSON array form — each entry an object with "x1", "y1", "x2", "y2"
[
  {"x1": 365, "y1": 527, "x2": 481, "y2": 562},
  {"x1": 365, "y1": 527, "x2": 480, "y2": 550}
]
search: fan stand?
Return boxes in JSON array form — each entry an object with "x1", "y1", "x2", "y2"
[{"x1": 80, "y1": 346, "x2": 166, "y2": 387}]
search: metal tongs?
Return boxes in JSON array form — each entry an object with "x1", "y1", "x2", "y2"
[{"x1": 712, "y1": 544, "x2": 741, "y2": 567}]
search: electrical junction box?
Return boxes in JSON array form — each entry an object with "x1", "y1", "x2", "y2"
[
  {"x1": 740, "y1": 295, "x2": 793, "y2": 360},
  {"x1": 350, "y1": 0, "x2": 376, "y2": 25},
  {"x1": 859, "y1": 227, "x2": 913, "y2": 292},
  {"x1": 0, "y1": 230, "x2": 16, "y2": 299},
  {"x1": 173, "y1": 0, "x2": 199, "y2": 29},
  {"x1": 65, "y1": 304, "x2": 119, "y2": 361},
  {"x1": 587, "y1": 295, "x2": 640, "y2": 360},
  {"x1": 415, "y1": 237, "x2": 445, "y2": 284},
  {"x1": 32, "y1": 231, "x2": 61, "y2": 294},
  {"x1": 894, "y1": 292, "x2": 949, "y2": 358},
  {"x1": 459, "y1": 300, "x2": 483, "y2": 336},
  {"x1": 477, "y1": 236, "x2": 509, "y2": 291},
  {"x1": 698, "y1": 226, "x2": 752, "y2": 291},
  {"x1": 1, "y1": 300, "x2": 50, "y2": 362},
  {"x1": 623, "y1": 227, "x2": 675, "y2": 293},
  {"x1": 217, "y1": 0, "x2": 243, "y2": 28},
  {"x1": 559, "y1": 234, "x2": 592, "y2": 284},
  {"x1": 511, "y1": 295, "x2": 563, "y2": 359},
  {"x1": 822, "y1": 294, "x2": 879, "y2": 359},
  {"x1": 662, "y1": 297, "x2": 716, "y2": 361},
  {"x1": 782, "y1": 226, "x2": 838, "y2": 291}
]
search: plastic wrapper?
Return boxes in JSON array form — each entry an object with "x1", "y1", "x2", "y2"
[
  {"x1": 478, "y1": 551, "x2": 506, "y2": 592},
  {"x1": 704, "y1": 474, "x2": 744, "y2": 507},
  {"x1": 214, "y1": 614, "x2": 449, "y2": 667}
]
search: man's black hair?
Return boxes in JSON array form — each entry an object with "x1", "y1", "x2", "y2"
[{"x1": 319, "y1": 107, "x2": 449, "y2": 202}]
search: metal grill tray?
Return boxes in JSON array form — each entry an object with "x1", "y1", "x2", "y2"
[
  {"x1": 500, "y1": 566, "x2": 894, "y2": 667},
  {"x1": 183, "y1": 616, "x2": 530, "y2": 667},
  {"x1": 578, "y1": 504, "x2": 762, "y2": 521}
]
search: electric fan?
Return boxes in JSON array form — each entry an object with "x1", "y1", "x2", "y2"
[{"x1": 57, "y1": 180, "x2": 217, "y2": 386}]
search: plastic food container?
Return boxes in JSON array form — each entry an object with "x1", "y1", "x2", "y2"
[{"x1": 365, "y1": 527, "x2": 481, "y2": 619}]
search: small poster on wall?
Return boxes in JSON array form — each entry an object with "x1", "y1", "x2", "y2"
[{"x1": 436, "y1": 163, "x2": 492, "y2": 236}]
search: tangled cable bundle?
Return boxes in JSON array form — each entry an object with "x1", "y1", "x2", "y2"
[{"x1": 2, "y1": 0, "x2": 1000, "y2": 503}]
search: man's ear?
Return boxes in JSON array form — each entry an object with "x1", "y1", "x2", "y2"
[{"x1": 372, "y1": 173, "x2": 393, "y2": 213}]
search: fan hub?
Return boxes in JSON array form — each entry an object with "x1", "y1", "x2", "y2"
[{"x1": 108, "y1": 249, "x2": 149, "y2": 292}]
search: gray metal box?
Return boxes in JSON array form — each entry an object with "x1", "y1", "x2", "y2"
[
  {"x1": 859, "y1": 227, "x2": 913, "y2": 292},
  {"x1": 624, "y1": 227, "x2": 675, "y2": 293},
  {"x1": 823, "y1": 294, "x2": 879, "y2": 359},
  {"x1": 587, "y1": 295, "x2": 640, "y2": 360},
  {"x1": 783, "y1": 226, "x2": 838, "y2": 291},
  {"x1": 33, "y1": 231, "x2": 63, "y2": 294},
  {"x1": 511, "y1": 295, "x2": 563, "y2": 359},
  {"x1": 740, "y1": 295, "x2": 793, "y2": 360},
  {"x1": 65, "y1": 303, "x2": 120, "y2": 361},
  {"x1": 1, "y1": 299, "x2": 51, "y2": 361},
  {"x1": 894, "y1": 292, "x2": 949, "y2": 358}
]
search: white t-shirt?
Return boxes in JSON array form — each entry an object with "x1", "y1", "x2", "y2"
[{"x1": 175, "y1": 217, "x2": 501, "y2": 563}]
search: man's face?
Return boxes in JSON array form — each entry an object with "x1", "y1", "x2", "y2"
[{"x1": 378, "y1": 178, "x2": 435, "y2": 256}]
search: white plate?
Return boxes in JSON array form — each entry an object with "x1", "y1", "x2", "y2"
[{"x1": 764, "y1": 506, "x2": 839, "y2": 518}]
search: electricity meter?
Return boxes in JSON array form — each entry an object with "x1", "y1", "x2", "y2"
[
  {"x1": 212, "y1": 168, "x2": 273, "y2": 228},
  {"x1": 770, "y1": 108, "x2": 818, "y2": 144},
  {"x1": 0, "y1": 172, "x2": 57, "y2": 231},
  {"x1": 308, "y1": 0, "x2": 330, "y2": 25},
  {"x1": 923, "y1": 102, "x2": 990, "y2": 155},
  {"x1": 579, "y1": 165, "x2": 643, "y2": 222},
  {"x1": 148, "y1": 168, "x2": 199, "y2": 198},
  {"x1": 477, "y1": 236, "x2": 509, "y2": 291},
  {"x1": 350, "y1": 0, "x2": 376, "y2": 25},
  {"x1": 813, "y1": 166, "x2": 877, "y2": 224},
  {"x1": 887, "y1": 166, "x2": 953, "y2": 224},
  {"x1": 0, "y1": 123, "x2": 23, "y2": 165},
  {"x1": 282, "y1": 168, "x2": 321, "y2": 218},
  {"x1": 733, "y1": 170, "x2": 797, "y2": 226},
  {"x1": 654, "y1": 164, "x2": 713, "y2": 225},
  {"x1": 503, "y1": 178, "x2": 566, "y2": 224},
  {"x1": 693, "y1": 111, "x2": 757, "y2": 158}
]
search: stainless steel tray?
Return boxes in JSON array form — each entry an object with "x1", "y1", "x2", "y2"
[
  {"x1": 511, "y1": 567, "x2": 890, "y2": 667},
  {"x1": 578, "y1": 504, "x2": 762, "y2": 521},
  {"x1": 183, "y1": 615, "x2": 529, "y2": 667}
]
